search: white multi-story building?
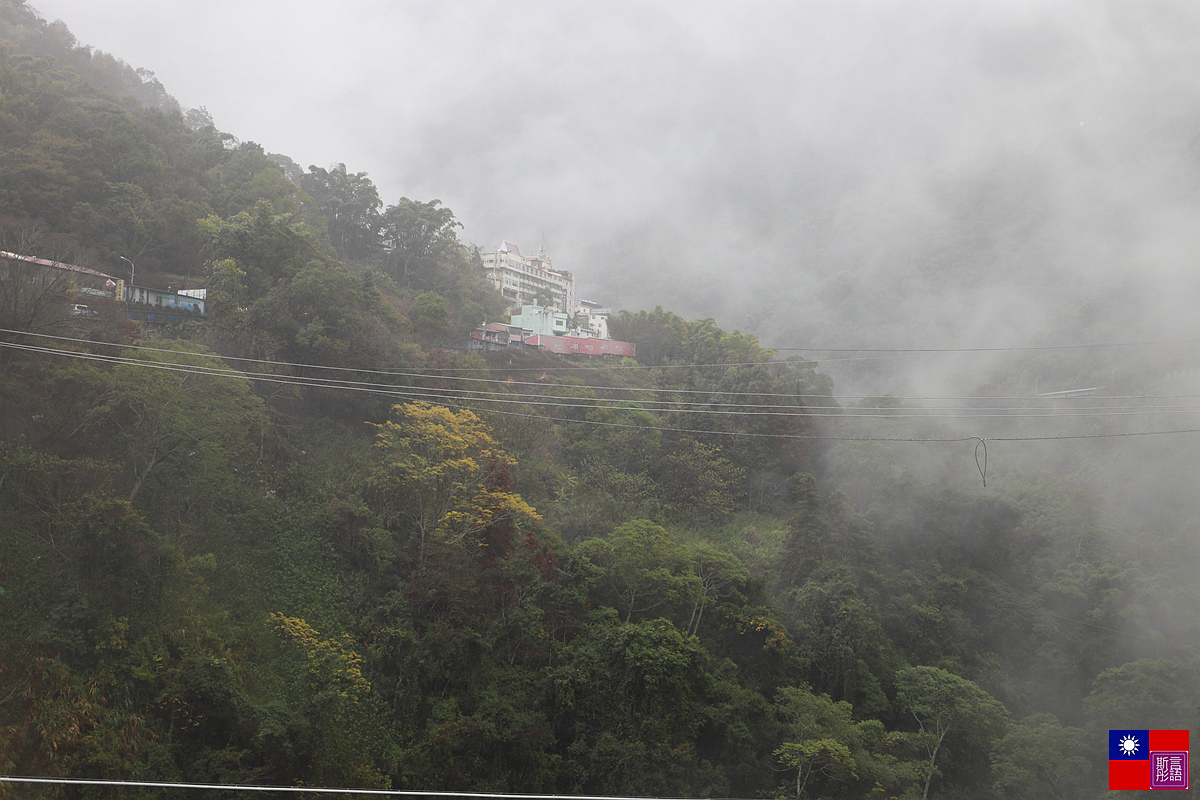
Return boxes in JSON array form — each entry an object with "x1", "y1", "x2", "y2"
[
  {"x1": 571, "y1": 299, "x2": 611, "y2": 339},
  {"x1": 481, "y1": 241, "x2": 575, "y2": 312}
]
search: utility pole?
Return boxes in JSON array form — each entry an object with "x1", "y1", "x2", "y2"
[{"x1": 119, "y1": 256, "x2": 135, "y2": 302}]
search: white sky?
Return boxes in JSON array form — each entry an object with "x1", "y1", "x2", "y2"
[
  {"x1": 30, "y1": 1, "x2": 483, "y2": 203},
  {"x1": 30, "y1": 1, "x2": 778, "y2": 245},
  {"x1": 24, "y1": 2, "x2": 1053, "y2": 244},
  {"x1": 25, "y1": 0, "x2": 1200, "y2": 367}
]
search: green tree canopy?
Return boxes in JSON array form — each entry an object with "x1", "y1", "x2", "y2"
[
  {"x1": 379, "y1": 197, "x2": 461, "y2": 288},
  {"x1": 73, "y1": 339, "x2": 267, "y2": 506},
  {"x1": 990, "y1": 713, "x2": 1091, "y2": 800},
  {"x1": 576, "y1": 519, "x2": 698, "y2": 624},
  {"x1": 300, "y1": 163, "x2": 381, "y2": 262},
  {"x1": 895, "y1": 665, "x2": 1009, "y2": 799}
]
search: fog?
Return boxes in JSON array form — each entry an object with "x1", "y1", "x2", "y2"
[
  {"x1": 29, "y1": 0, "x2": 1200, "y2": 401},
  {"x1": 20, "y1": 0, "x2": 1200, "y2": 732}
]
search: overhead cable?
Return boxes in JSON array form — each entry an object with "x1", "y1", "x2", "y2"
[
  {"x1": 769, "y1": 337, "x2": 1200, "y2": 353},
  {"x1": 11, "y1": 339, "x2": 1200, "y2": 427},
  {"x1": 0, "y1": 776, "x2": 714, "y2": 799},
  {"x1": 7, "y1": 329, "x2": 1200, "y2": 409},
  {"x1": 12, "y1": 328, "x2": 1200, "y2": 400},
  {"x1": 12, "y1": 339, "x2": 1200, "y2": 423}
]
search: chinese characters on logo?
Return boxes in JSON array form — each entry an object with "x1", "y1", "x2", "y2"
[{"x1": 1150, "y1": 751, "x2": 1189, "y2": 790}]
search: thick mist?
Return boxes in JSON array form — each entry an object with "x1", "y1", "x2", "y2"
[
  {"x1": 31, "y1": 0, "x2": 1200, "y2": 424},
  {"x1": 28, "y1": 2, "x2": 1200, "y2": 370},
  {"x1": 15, "y1": 0, "x2": 1200, "y2": 756}
]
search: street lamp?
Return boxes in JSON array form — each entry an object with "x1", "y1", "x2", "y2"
[{"x1": 119, "y1": 256, "x2": 135, "y2": 302}]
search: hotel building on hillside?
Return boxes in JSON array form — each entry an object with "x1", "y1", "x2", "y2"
[{"x1": 481, "y1": 241, "x2": 575, "y2": 312}]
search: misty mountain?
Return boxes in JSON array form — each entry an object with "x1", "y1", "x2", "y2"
[
  {"x1": 378, "y1": 1, "x2": 1200, "y2": 398},
  {"x1": 25, "y1": 0, "x2": 1200, "y2": 403},
  {"x1": 3, "y1": 3, "x2": 1200, "y2": 797}
]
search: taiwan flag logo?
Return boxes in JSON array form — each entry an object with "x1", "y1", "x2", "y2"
[{"x1": 1109, "y1": 729, "x2": 1189, "y2": 790}]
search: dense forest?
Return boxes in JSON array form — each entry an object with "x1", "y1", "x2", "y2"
[{"x1": 0, "y1": 2, "x2": 1197, "y2": 798}]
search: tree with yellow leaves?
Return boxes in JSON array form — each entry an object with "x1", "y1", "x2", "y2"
[{"x1": 368, "y1": 402, "x2": 540, "y2": 562}]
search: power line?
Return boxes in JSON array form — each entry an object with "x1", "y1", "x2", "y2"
[
  {"x1": 20, "y1": 327, "x2": 1197, "y2": 363},
  {"x1": 13, "y1": 328, "x2": 1200, "y2": 397},
  {"x1": 9, "y1": 327, "x2": 1199, "y2": 404},
  {"x1": 768, "y1": 338, "x2": 1200, "y2": 353},
  {"x1": 0, "y1": 329, "x2": 839, "y2": 400},
  {"x1": 10, "y1": 339, "x2": 1200, "y2": 437},
  {"x1": 0, "y1": 776, "x2": 714, "y2": 799},
  {"x1": 13, "y1": 338, "x2": 1200, "y2": 424},
  {"x1": 991, "y1": 596, "x2": 1160, "y2": 643},
  {"x1": 8, "y1": 331, "x2": 1200, "y2": 411},
  {"x1": 2, "y1": 327, "x2": 807, "y2": 377},
  {"x1": 12, "y1": 340, "x2": 1200, "y2": 447}
]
